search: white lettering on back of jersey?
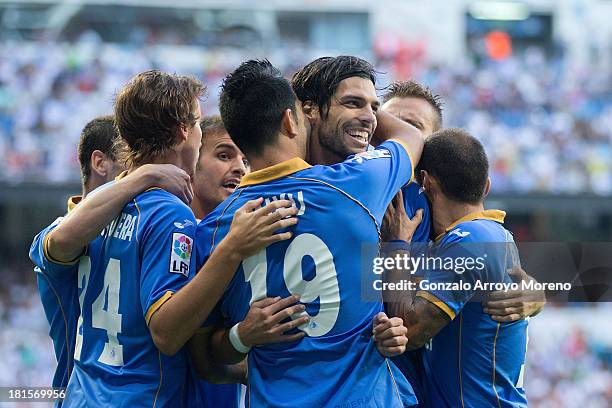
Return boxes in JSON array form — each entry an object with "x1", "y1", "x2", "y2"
[
  {"x1": 264, "y1": 191, "x2": 306, "y2": 216},
  {"x1": 102, "y1": 212, "x2": 136, "y2": 242}
]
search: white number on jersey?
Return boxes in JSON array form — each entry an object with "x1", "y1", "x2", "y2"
[
  {"x1": 243, "y1": 233, "x2": 340, "y2": 337},
  {"x1": 74, "y1": 258, "x2": 124, "y2": 366}
]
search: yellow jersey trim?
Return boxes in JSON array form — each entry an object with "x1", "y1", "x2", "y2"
[
  {"x1": 67, "y1": 195, "x2": 82, "y2": 212},
  {"x1": 435, "y1": 209, "x2": 506, "y2": 242},
  {"x1": 43, "y1": 234, "x2": 81, "y2": 266},
  {"x1": 492, "y1": 322, "x2": 502, "y2": 408},
  {"x1": 238, "y1": 158, "x2": 311, "y2": 187},
  {"x1": 145, "y1": 291, "x2": 174, "y2": 325},
  {"x1": 416, "y1": 290, "x2": 457, "y2": 320},
  {"x1": 388, "y1": 138, "x2": 415, "y2": 184},
  {"x1": 153, "y1": 350, "x2": 163, "y2": 408},
  {"x1": 459, "y1": 313, "x2": 465, "y2": 407}
]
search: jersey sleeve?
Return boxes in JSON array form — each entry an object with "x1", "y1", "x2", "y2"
[
  {"x1": 415, "y1": 233, "x2": 485, "y2": 320},
  {"x1": 140, "y1": 202, "x2": 198, "y2": 325},
  {"x1": 331, "y1": 139, "x2": 414, "y2": 224},
  {"x1": 195, "y1": 217, "x2": 226, "y2": 329},
  {"x1": 29, "y1": 217, "x2": 79, "y2": 280}
]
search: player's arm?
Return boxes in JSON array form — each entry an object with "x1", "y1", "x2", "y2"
[
  {"x1": 46, "y1": 164, "x2": 193, "y2": 263},
  {"x1": 148, "y1": 200, "x2": 300, "y2": 356},
  {"x1": 370, "y1": 109, "x2": 423, "y2": 165},
  {"x1": 383, "y1": 249, "x2": 452, "y2": 350},
  {"x1": 483, "y1": 266, "x2": 546, "y2": 322},
  {"x1": 207, "y1": 296, "x2": 309, "y2": 365},
  {"x1": 187, "y1": 329, "x2": 247, "y2": 384},
  {"x1": 189, "y1": 295, "x2": 309, "y2": 380}
]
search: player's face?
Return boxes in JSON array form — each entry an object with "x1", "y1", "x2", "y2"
[
  {"x1": 183, "y1": 100, "x2": 203, "y2": 177},
  {"x1": 381, "y1": 96, "x2": 438, "y2": 138},
  {"x1": 193, "y1": 130, "x2": 249, "y2": 210},
  {"x1": 316, "y1": 76, "x2": 379, "y2": 160}
]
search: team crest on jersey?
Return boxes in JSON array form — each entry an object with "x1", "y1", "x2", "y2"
[
  {"x1": 170, "y1": 233, "x2": 192, "y2": 276},
  {"x1": 347, "y1": 149, "x2": 391, "y2": 164}
]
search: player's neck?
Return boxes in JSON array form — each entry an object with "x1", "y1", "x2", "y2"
[
  {"x1": 248, "y1": 141, "x2": 306, "y2": 172},
  {"x1": 308, "y1": 142, "x2": 343, "y2": 165},
  {"x1": 190, "y1": 197, "x2": 214, "y2": 220},
  {"x1": 431, "y1": 197, "x2": 484, "y2": 238}
]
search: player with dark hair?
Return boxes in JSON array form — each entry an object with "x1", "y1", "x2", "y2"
[
  {"x1": 190, "y1": 115, "x2": 249, "y2": 220},
  {"x1": 385, "y1": 128, "x2": 529, "y2": 407},
  {"x1": 44, "y1": 70, "x2": 298, "y2": 407},
  {"x1": 291, "y1": 56, "x2": 380, "y2": 165},
  {"x1": 196, "y1": 59, "x2": 422, "y2": 407},
  {"x1": 29, "y1": 115, "x2": 195, "y2": 406}
]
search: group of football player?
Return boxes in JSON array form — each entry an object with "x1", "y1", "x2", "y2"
[{"x1": 30, "y1": 56, "x2": 545, "y2": 407}]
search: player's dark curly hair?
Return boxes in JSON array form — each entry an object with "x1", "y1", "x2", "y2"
[
  {"x1": 291, "y1": 56, "x2": 377, "y2": 118},
  {"x1": 383, "y1": 80, "x2": 443, "y2": 131},
  {"x1": 417, "y1": 128, "x2": 489, "y2": 204},
  {"x1": 219, "y1": 59, "x2": 297, "y2": 156},
  {"x1": 114, "y1": 70, "x2": 206, "y2": 166}
]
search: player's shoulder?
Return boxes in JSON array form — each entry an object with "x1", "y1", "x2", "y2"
[
  {"x1": 444, "y1": 219, "x2": 506, "y2": 244},
  {"x1": 135, "y1": 189, "x2": 196, "y2": 231}
]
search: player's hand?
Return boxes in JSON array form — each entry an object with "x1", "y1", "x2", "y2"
[
  {"x1": 137, "y1": 163, "x2": 194, "y2": 204},
  {"x1": 372, "y1": 312, "x2": 408, "y2": 357},
  {"x1": 381, "y1": 190, "x2": 423, "y2": 242},
  {"x1": 224, "y1": 198, "x2": 299, "y2": 259},
  {"x1": 483, "y1": 266, "x2": 546, "y2": 322},
  {"x1": 237, "y1": 295, "x2": 309, "y2": 348}
]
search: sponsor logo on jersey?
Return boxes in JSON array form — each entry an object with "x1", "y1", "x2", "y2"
[
  {"x1": 170, "y1": 233, "x2": 192, "y2": 276},
  {"x1": 346, "y1": 148, "x2": 391, "y2": 164},
  {"x1": 174, "y1": 219, "x2": 194, "y2": 229},
  {"x1": 451, "y1": 228, "x2": 470, "y2": 238}
]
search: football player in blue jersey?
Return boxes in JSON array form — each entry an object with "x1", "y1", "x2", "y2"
[
  {"x1": 194, "y1": 58, "x2": 422, "y2": 407},
  {"x1": 382, "y1": 80, "x2": 545, "y2": 406},
  {"x1": 44, "y1": 71, "x2": 299, "y2": 407},
  {"x1": 187, "y1": 115, "x2": 248, "y2": 408},
  {"x1": 29, "y1": 115, "x2": 196, "y2": 407},
  {"x1": 384, "y1": 128, "x2": 529, "y2": 407}
]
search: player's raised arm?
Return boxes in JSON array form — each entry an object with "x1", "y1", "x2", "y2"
[
  {"x1": 148, "y1": 199, "x2": 299, "y2": 356},
  {"x1": 45, "y1": 164, "x2": 193, "y2": 264},
  {"x1": 370, "y1": 109, "x2": 423, "y2": 165}
]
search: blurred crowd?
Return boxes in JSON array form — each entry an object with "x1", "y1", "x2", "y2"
[
  {"x1": 1, "y1": 265, "x2": 610, "y2": 407},
  {"x1": 0, "y1": 39, "x2": 610, "y2": 193}
]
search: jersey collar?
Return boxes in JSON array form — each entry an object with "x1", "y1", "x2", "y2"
[
  {"x1": 239, "y1": 158, "x2": 311, "y2": 187},
  {"x1": 67, "y1": 195, "x2": 82, "y2": 213},
  {"x1": 435, "y1": 209, "x2": 506, "y2": 242}
]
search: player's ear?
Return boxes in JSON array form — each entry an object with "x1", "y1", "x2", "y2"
[
  {"x1": 90, "y1": 150, "x2": 109, "y2": 179},
  {"x1": 301, "y1": 100, "x2": 319, "y2": 121},
  {"x1": 281, "y1": 108, "x2": 298, "y2": 138},
  {"x1": 483, "y1": 177, "x2": 491, "y2": 198},
  {"x1": 176, "y1": 123, "x2": 189, "y2": 144}
]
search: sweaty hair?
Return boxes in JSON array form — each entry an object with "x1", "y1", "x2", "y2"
[
  {"x1": 219, "y1": 59, "x2": 296, "y2": 156},
  {"x1": 78, "y1": 115, "x2": 119, "y2": 186},
  {"x1": 417, "y1": 128, "x2": 489, "y2": 204},
  {"x1": 383, "y1": 80, "x2": 443, "y2": 131},
  {"x1": 291, "y1": 56, "x2": 377, "y2": 118},
  {"x1": 114, "y1": 70, "x2": 206, "y2": 166}
]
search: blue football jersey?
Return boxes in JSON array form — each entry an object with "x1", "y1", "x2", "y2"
[
  {"x1": 196, "y1": 140, "x2": 417, "y2": 408},
  {"x1": 401, "y1": 181, "x2": 431, "y2": 244},
  {"x1": 391, "y1": 182, "x2": 431, "y2": 407},
  {"x1": 63, "y1": 188, "x2": 197, "y2": 407},
  {"x1": 184, "y1": 362, "x2": 241, "y2": 408},
  {"x1": 29, "y1": 196, "x2": 82, "y2": 406},
  {"x1": 416, "y1": 210, "x2": 528, "y2": 408}
]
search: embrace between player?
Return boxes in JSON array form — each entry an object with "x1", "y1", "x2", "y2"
[{"x1": 30, "y1": 56, "x2": 544, "y2": 407}]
